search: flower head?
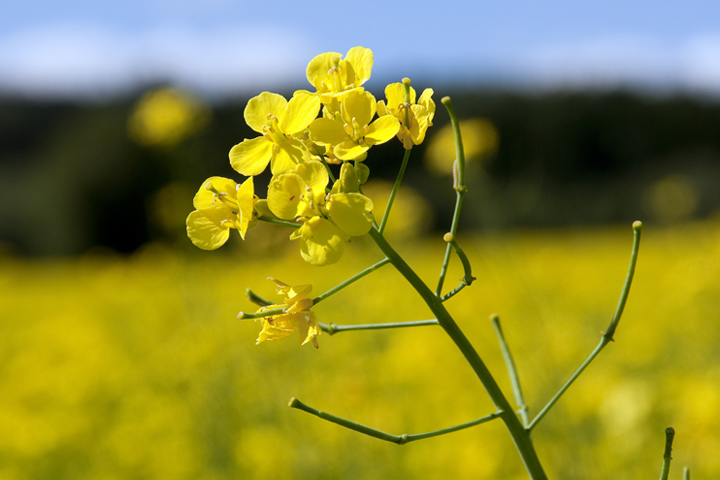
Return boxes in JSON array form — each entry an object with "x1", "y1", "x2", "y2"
[
  {"x1": 377, "y1": 79, "x2": 435, "y2": 149},
  {"x1": 256, "y1": 278, "x2": 320, "y2": 347},
  {"x1": 267, "y1": 161, "x2": 374, "y2": 265},
  {"x1": 229, "y1": 91, "x2": 321, "y2": 176},
  {"x1": 309, "y1": 90, "x2": 400, "y2": 161},
  {"x1": 306, "y1": 46, "x2": 373, "y2": 103},
  {"x1": 186, "y1": 176, "x2": 255, "y2": 250}
]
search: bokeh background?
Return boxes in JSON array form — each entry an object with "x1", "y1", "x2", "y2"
[{"x1": 2, "y1": 1, "x2": 720, "y2": 478}]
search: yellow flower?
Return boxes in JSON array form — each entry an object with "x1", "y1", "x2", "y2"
[
  {"x1": 229, "y1": 91, "x2": 321, "y2": 176},
  {"x1": 377, "y1": 79, "x2": 435, "y2": 149},
  {"x1": 128, "y1": 87, "x2": 210, "y2": 148},
  {"x1": 267, "y1": 161, "x2": 374, "y2": 265},
  {"x1": 186, "y1": 176, "x2": 255, "y2": 250},
  {"x1": 305, "y1": 46, "x2": 373, "y2": 103},
  {"x1": 256, "y1": 278, "x2": 319, "y2": 348},
  {"x1": 309, "y1": 90, "x2": 400, "y2": 161},
  {"x1": 424, "y1": 118, "x2": 498, "y2": 175}
]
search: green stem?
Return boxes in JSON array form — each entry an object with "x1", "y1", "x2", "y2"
[
  {"x1": 683, "y1": 466, "x2": 690, "y2": 480},
  {"x1": 444, "y1": 233, "x2": 476, "y2": 286},
  {"x1": 435, "y1": 97, "x2": 468, "y2": 296},
  {"x1": 237, "y1": 306, "x2": 284, "y2": 320},
  {"x1": 289, "y1": 397, "x2": 502, "y2": 445},
  {"x1": 312, "y1": 258, "x2": 390, "y2": 305},
  {"x1": 368, "y1": 227, "x2": 547, "y2": 479},
  {"x1": 258, "y1": 215, "x2": 300, "y2": 229},
  {"x1": 320, "y1": 319, "x2": 439, "y2": 335},
  {"x1": 604, "y1": 220, "x2": 643, "y2": 340},
  {"x1": 527, "y1": 221, "x2": 642, "y2": 431},
  {"x1": 659, "y1": 428, "x2": 675, "y2": 480},
  {"x1": 322, "y1": 158, "x2": 337, "y2": 184},
  {"x1": 491, "y1": 314, "x2": 529, "y2": 427},
  {"x1": 378, "y1": 148, "x2": 412, "y2": 234},
  {"x1": 440, "y1": 283, "x2": 468, "y2": 302},
  {"x1": 246, "y1": 288, "x2": 273, "y2": 307}
]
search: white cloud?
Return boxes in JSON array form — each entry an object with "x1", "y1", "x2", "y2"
[
  {"x1": 506, "y1": 34, "x2": 720, "y2": 95},
  {"x1": 680, "y1": 34, "x2": 720, "y2": 92},
  {"x1": 2, "y1": 23, "x2": 720, "y2": 98},
  {"x1": 0, "y1": 23, "x2": 316, "y2": 97}
]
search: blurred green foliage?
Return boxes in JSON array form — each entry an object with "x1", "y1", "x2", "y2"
[
  {"x1": 1, "y1": 221, "x2": 719, "y2": 479},
  {"x1": 1, "y1": 88, "x2": 720, "y2": 255}
]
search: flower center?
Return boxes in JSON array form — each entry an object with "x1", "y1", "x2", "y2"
[{"x1": 261, "y1": 113, "x2": 286, "y2": 144}]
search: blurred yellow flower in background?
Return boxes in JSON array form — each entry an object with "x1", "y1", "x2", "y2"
[
  {"x1": 425, "y1": 117, "x2": 499, "y2": 175},
  {"x1": 128, "y1": 87, "x2": 210, "y2": 148},
  {"x1": 643, "y1": 174, "x2": 699, "y2": 223},
  {"x1": 360, "y1": 180, "x2": 433, "y2": 240},
  {"x1": 3, "y1": 221, "x2": 720, "y2": 478}
]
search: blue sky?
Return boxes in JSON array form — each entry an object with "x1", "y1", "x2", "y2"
[{"x1": 1, "y1": 0, "x2": 720, "y2": 98}]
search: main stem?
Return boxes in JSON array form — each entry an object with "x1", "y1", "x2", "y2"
[{"x1": 369, "y1": 228, "x2": 547, "y2": 479}]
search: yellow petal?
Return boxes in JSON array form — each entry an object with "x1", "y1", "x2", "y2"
[
  {"x1": 256, "y1": 314, "x2": 297, "y2": 344},
  {"x1": 297, "y1": 311, "x2": 320, "y2": 347},
  {"x1": 237, "y1": 177, "x2": 255, "y2": 239},
  {"x1": 383, "y1": 82, "x2": 408, "y2": 111},
  {"x1": 192, "y1": 176, "x2": 237, "y2": 209},
  {"x1": 344, "y1": 46, "x2": 373, "y2": 87},
  {"x1": 334, "y1": 141, "x2": 369, "y2": 161},
  {"x1": 280, "y1": 92, "x2": 321, "y2": 134},
  {"x1": 271, "y1": 137, "x2": 313, "y2": 176},
  {"x1": 296, "y1": 217, "x2": 346, "y2": 266},
  {"x1": 309, "y1": 117, "x2": 348, "y2": 147},
  {"x1": 327, "y1": 192, "x2": 374, "y2": 236},
  {"x1": 186, "y1": 209, "x2": 231, "y2": 250},
  {"x1": 365, "y1": 115, "x2": 400, "y2": 145},
  {"x1": 306, "y1": 52, "x2": 340, "y2": 91},
  {"x1": 229, "y1": 136, "x2": 273, "y2": 176},
  {"x1": 244, "y1": 92, "x2": 287, "y2": 133},
  {"x1": 409, "y1": 104, "x2": 432, "y2": 144},
  {"x1": 295, "y1": 160, "x2": 329, "y2": 200},
  {"x1": 341, "y1": 90, "x2": 375, "y2": 127},
  {"x1": 267, "y1": 172, "x2": 305, "y2": 219}
]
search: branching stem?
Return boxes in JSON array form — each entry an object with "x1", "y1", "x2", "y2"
[
  {"x1": 491, "y1": 314, "x2": 529, "y2": 427},
  {"x1": 289, "y1": 397, "x2": 502, "y2": 445},
  {"x1": 436, "y1": 97, "x2": 469, "y2": 297},
  {"x1": 527, "y1": 222, "x2": 642, "y2": 431}
]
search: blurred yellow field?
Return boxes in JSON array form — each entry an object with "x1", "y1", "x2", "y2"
[{"x1": 1, "y1": 220, "x2": 719, "y2": 479}]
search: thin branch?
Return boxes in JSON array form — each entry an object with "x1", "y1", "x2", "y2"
[
  {"x1": 491, "y1": 314, "x2": 529, "y2": 427},
  {"x1": 527, "y1": 221, "x2": 642, "y2": 431},
  {"x1": 312, "y1": 258, "x2": 391, "y2": 305},
  {"x1": 659, "y1": 428, "x2": 675, "y2": 480},
  {"x1": 257, "y1": 215, "x2": 300, "y2": 229},
  {"x1": 379, "y1": 148, "x2": 412, "y2": 234},
  {"x1": 319, "y1": 319, "x2": 439, "y2": 335},
  {"x1": 435, "y1": 97, "x2": 468, "y2": 296},
  {"x1": 289, "y1": 397, "x2": 502, "y2": 445},
  {"x1": 440, "y1": 283, "x2": 468, "y2": 302},
  {"x1": 444, "y1": 233, "x2": 476, "y2": 286},
  {"x1": 246, "y1": 289, "x2": 273, "y2": 307},
  {"x1": 237, "y1": 306, "x2": 284, "y2": 320}
]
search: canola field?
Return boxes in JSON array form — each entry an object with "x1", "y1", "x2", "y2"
[{"x1": 2, "y1": 220, "x2": 719, "y2": 480}]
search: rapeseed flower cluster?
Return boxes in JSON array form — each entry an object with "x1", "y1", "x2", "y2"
[
  {"x1": 186, "y1": 46, "x2": 435, "y2": 347},
  {"x1": 186, "y1": 46, "x2": 435, "y2": 267}
]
